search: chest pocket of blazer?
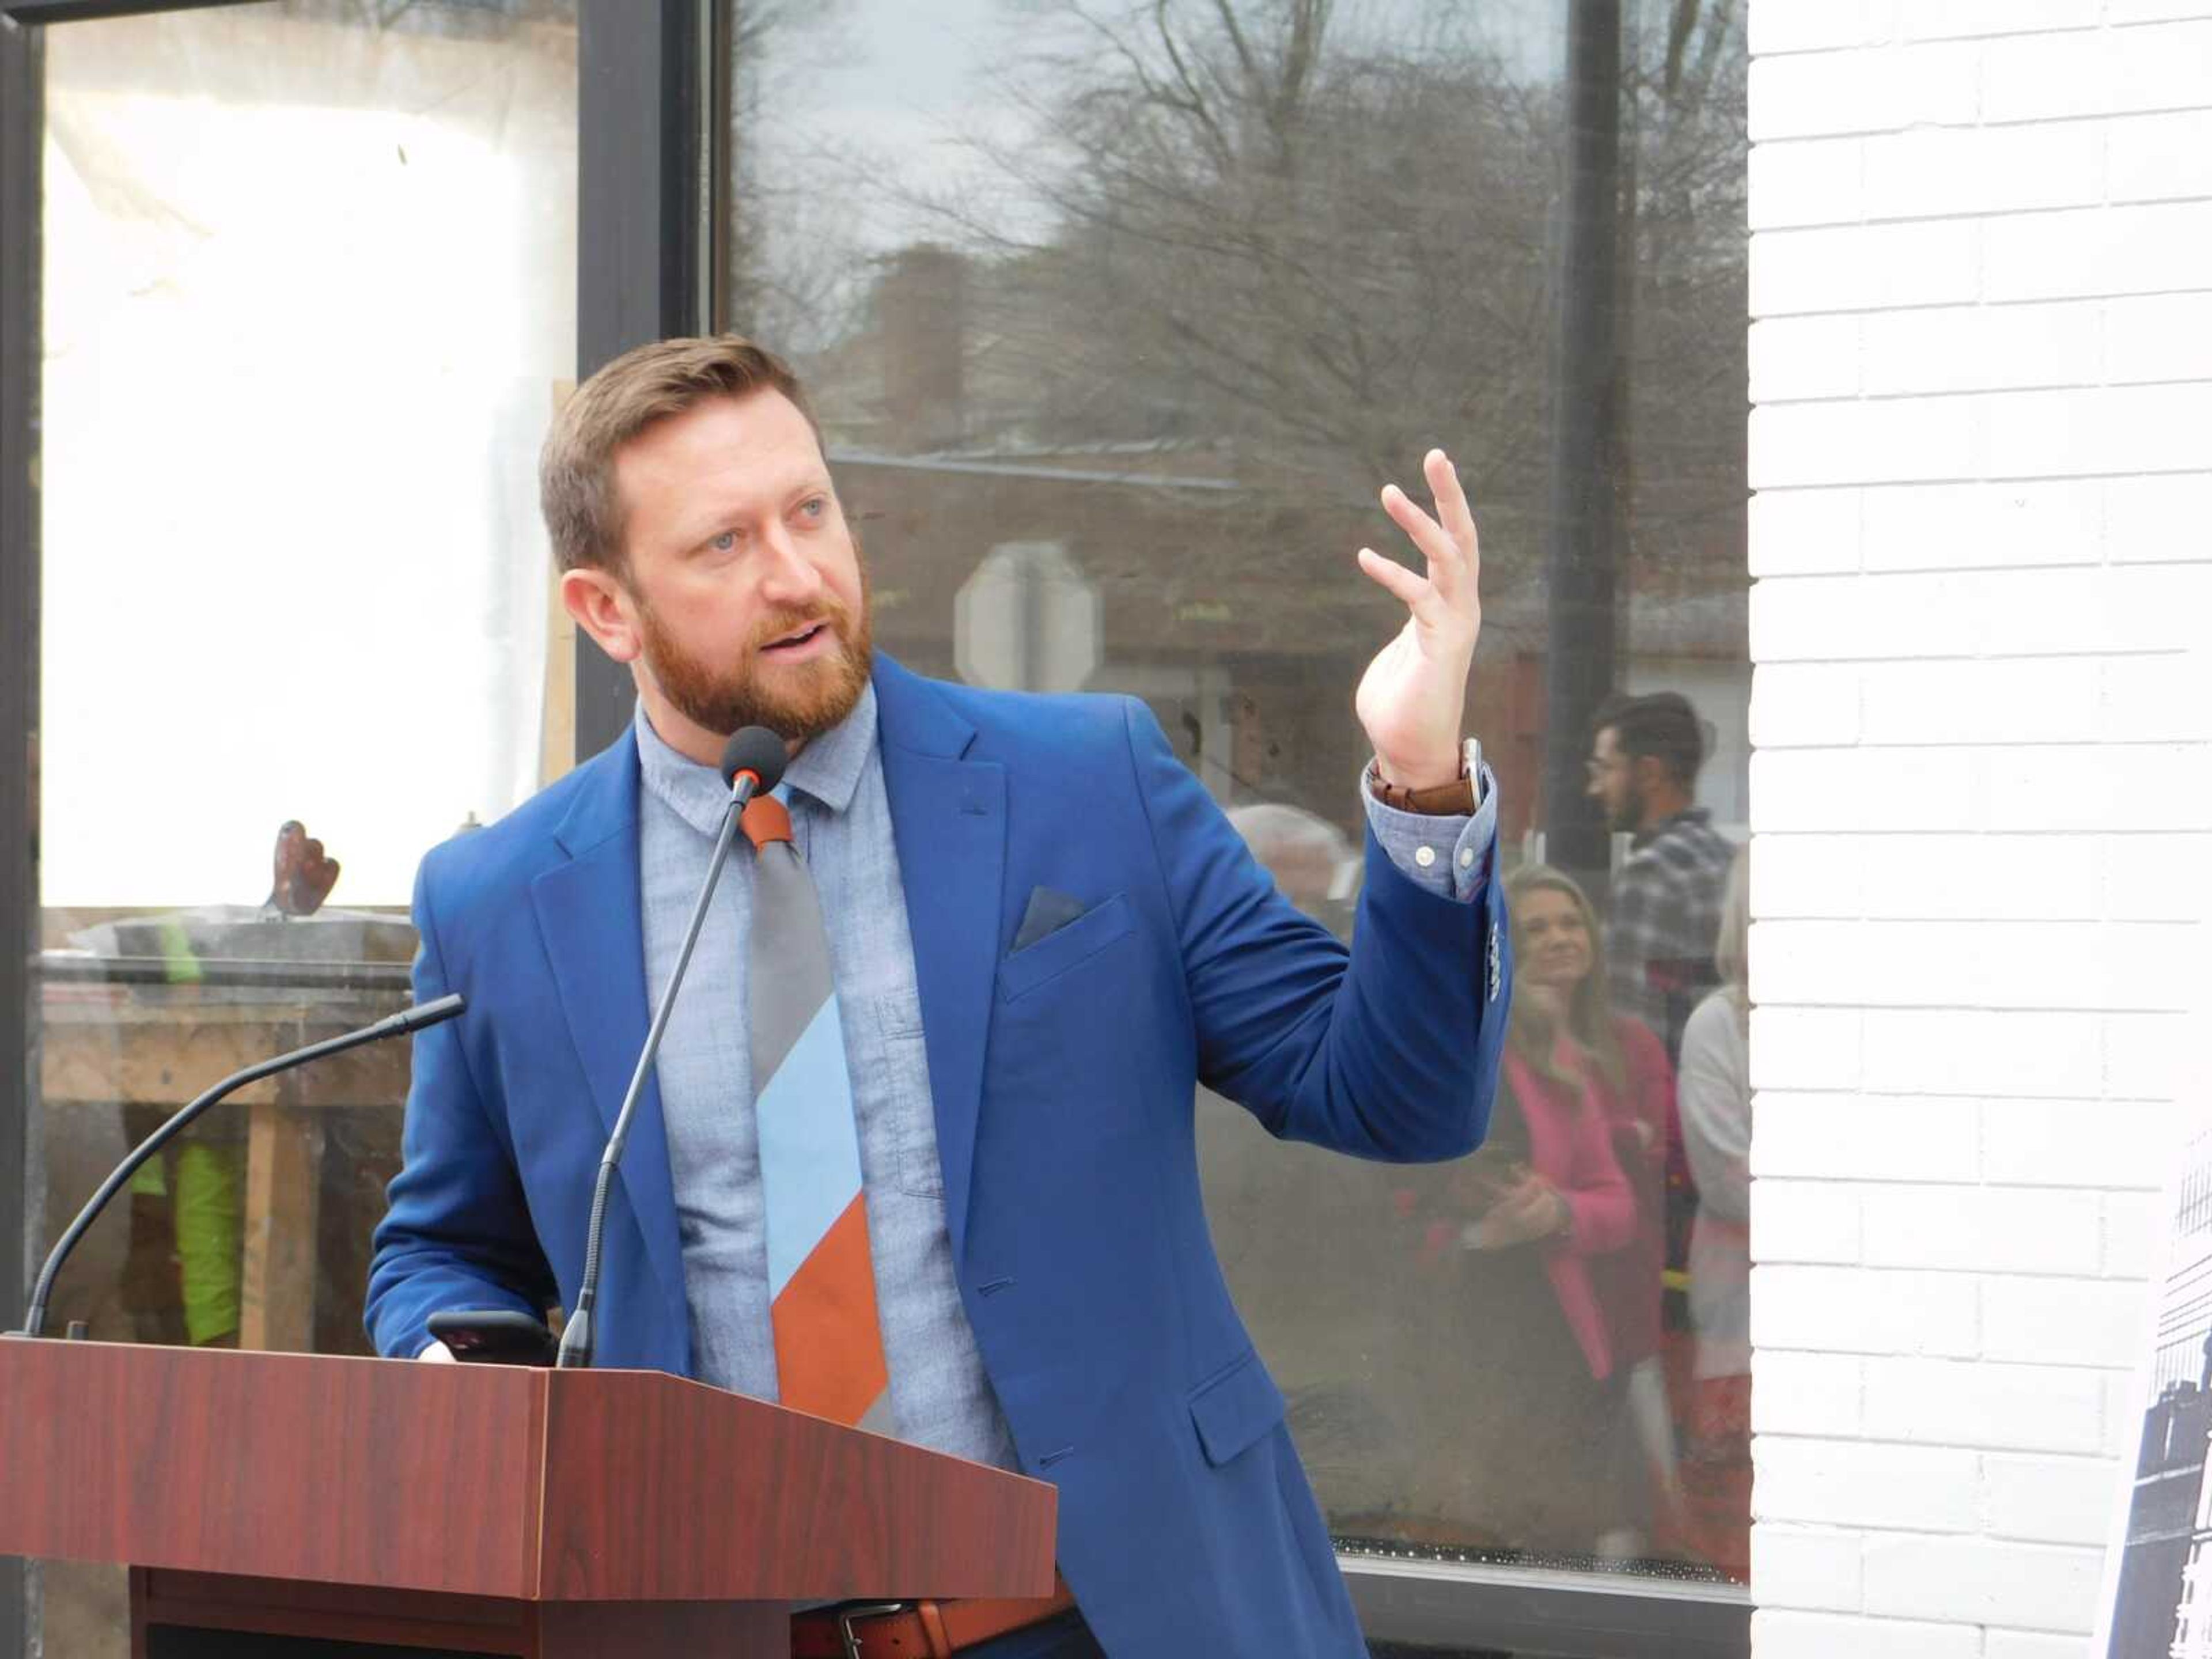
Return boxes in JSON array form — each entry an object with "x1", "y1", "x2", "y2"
[
  {"x1": 1188, "y1": 1347, "x2": 1287, "y2": 1468},
  {"x1": 997, "y1": 892, "x2": 1134, "y2": 1003}
]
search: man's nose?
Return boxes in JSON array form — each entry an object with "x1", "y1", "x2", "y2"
[{"x1": 757, "y1": 528, "x2": 825, "y2": 604}]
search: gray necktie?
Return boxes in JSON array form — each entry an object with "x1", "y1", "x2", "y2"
[{"x1": 741, "y1": 790, "x2": 893, "y2": 1431}]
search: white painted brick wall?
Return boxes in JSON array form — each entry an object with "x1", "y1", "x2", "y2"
[
  {"x1": 1986, "y1": 1634, "x2": 2096, "y2": 1659},
  {"x1": 1747, "y1": 1, "x2": 2212, "y2": 1652}
]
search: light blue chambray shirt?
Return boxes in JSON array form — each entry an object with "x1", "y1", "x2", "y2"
[{"x1": 634, "y1": 682, "x2": 1494, "y2": 1465}]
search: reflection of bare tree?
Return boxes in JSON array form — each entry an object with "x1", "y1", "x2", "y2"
[
  {"x1": 281, "y1": 0, "x2": 578, "y2": 39},
  {"x1": 971, "y1": 2, "x2": 1558, "y2": 524},
  {"x1": 778, "y1": 1, "x2": 1743, "y2": 606},
  {"x1": 1544, "y1": 0, "x2": 1744, "y2": 871},
  {"x1": 717, "y1": 0, "x2": 874, "y2": 353},
  {"x1": 1620, "y1": 0, "x2": 1748, "y2": 602},
  {"x1": 713, "y1": 0, "x2": 1747, "y2": 805}
]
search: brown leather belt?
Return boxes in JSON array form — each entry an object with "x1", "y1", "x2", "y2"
[{"x1": 790, "y1": 1577, "x2": 1077, "y2": 1659}]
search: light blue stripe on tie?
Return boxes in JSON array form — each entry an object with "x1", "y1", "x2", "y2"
[{"x1": 757, "y1": 1000, "x2": 863, "y2": 1302}]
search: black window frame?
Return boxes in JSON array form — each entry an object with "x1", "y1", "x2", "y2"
[
  {"x1": 0, "y1": 3, "x2": 1752, "y2": 1653},
  {"x1": 0, "y1": 12, "x2": 37, "y2": 1658}
]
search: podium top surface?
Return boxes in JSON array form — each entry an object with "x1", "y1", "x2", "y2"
[{"x1": 0, "y1": 1339, "x2": 1056, "y2": 1604}]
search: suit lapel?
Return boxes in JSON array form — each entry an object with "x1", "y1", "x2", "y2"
[
  {"x1": 528, "y1": 733, "x2": 688, "y2": 1341},
  {"x1": 874, "y1": 657, "x2": 1005, "y2": 1264}
]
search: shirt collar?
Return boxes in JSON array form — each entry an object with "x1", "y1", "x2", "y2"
[
  {"x1": 633, "y1": 681, "x2": 878, "y2": 840},
  {"x1": 1631, "y1": 804, "x2": 1713, "y2": 851}
]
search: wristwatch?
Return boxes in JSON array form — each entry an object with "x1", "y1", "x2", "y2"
[{"x1": 1366, "y1": 738, "x2": 1482, "y2": 816}]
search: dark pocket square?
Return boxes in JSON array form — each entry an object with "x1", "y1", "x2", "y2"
[{"x1": 1012, "y1": 886, "x2": 1089, "y2": 953}]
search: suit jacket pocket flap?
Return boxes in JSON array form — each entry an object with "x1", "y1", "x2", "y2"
[
  {"x1": 997, "y1": 892, "x2": 1134, "y2": 1003},
  {"x1": 1187, "y1": 1348, "x2": 1286, "y2": 1468}
]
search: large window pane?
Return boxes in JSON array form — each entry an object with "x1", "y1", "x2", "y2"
[
  {"x1": 29, "y1": 5, "x2": 577, "y2": 1653},
  {"x1": 722, "y1": 0, "x2": 1751, "y2": 1597}
]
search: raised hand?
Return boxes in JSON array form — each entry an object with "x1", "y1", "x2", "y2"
[
  {"x1": 1353, "y1": 449, "x2": 1483, "y2": 791},
  {"x1": 267, "y1": 821, "x2": 340, "y2": 917}
]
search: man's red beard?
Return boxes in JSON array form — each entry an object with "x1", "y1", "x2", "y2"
[{"x1": 634, "y1": 558, "x2": 874, "y2": 745}]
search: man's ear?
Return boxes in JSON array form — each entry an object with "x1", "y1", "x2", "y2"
[{"x1": 560, "y1": 567, "x2": 641, "y2": 664}]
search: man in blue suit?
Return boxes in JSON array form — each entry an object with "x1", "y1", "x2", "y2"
[{"x1": 367, "y1": 337, "x2": 1512, "y2": 1657}]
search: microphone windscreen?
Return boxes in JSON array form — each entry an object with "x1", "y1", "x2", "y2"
[{"x1": 720, "y1": 726, "x2": 789, "y2": 791}]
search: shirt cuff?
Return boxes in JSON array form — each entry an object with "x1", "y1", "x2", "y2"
[{"x1": 1358, "y1": 742, "x2": 1499, "y2": 903}]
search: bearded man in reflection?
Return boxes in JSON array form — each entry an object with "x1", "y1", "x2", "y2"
[{"x1": 368, "y1": 337, "x2": 1511, "y2": 1658}]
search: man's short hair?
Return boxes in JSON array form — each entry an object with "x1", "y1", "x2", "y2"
[
  {"x1": 1597, "y1": 691, "x2": 1706, "y2": 789},
  {"x1": 539, "y1": 335, "x2": 822, "y2": 576}
]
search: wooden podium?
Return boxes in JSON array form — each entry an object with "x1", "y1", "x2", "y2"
[{"x1": 0, "y1": 1339, "x2": 1058, "y2": 1657}]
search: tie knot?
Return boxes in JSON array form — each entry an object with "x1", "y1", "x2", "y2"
[{"x1": 741, "y1": 795, "x2": 794, "y2": 851}]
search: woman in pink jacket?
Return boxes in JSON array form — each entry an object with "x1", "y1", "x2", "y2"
[
  {"x1": 1395, "y1": 864, "x2": 1638, "y2": 1552},
  {"x1": 1502, "y1": 863, "x2": 1687, "y2": 1558}
]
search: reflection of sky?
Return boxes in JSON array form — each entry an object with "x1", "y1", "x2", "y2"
[
  {"x1": 750, "y1": 0, "x2": 1566, "y2": 257},
  {"x1": 755, "y1": 0, "x2": 1046, "y2": 251}
]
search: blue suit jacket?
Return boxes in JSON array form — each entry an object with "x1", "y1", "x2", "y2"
[{"x1": 368, "y1": 655, "x2": 1512, "y2": 1657}]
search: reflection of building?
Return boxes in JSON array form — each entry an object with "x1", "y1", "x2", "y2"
[
  {"x1": 2119, "y1": 1340, "x2": 2212, "y2": 1657},
  {"x1": 2120, "y1": 1132, "x2": 2212, "y2": 1657},
  {"x1": 2181, "y1": 1457, "x2": 2212, "y2": 1658}
]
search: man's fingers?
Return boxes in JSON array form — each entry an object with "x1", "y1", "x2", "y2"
[
  {"x1": 1355, "y1": 547, "x2": 1438, "y2": 620},
  {"x1": 1380, "y1": 483, "x2": 1459, "y2": 586},
  {"x1": 1424, "y1": 448, "x2": 1478, "y2": 559},
  {"x1": 1382, "y1": 455, "x2": 1479, "y2": 612}
]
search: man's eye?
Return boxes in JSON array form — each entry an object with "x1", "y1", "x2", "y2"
[
  {"x1": 710, "y1": 531, "x2": 737, "y2": 551},
  {"x1": 800, "y1": 497, "x2": 825, "y2": 518}
]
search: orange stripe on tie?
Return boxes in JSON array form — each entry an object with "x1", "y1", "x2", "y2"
[
  {"x1": 770, "y1": 1195, "x2": 889, "y2": 1426},
  {"x1": 742, "y1": 795, "x2": 795, "y2": 850}
]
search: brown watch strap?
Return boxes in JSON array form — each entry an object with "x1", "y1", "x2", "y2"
[{"x1": 1367, "y1": 756, "x2": 1476, "y2": 816}]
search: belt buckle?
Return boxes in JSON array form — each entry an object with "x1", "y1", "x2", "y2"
[{"x1": 835, "y1": 1601, "x2": 908, "y2": 1659}]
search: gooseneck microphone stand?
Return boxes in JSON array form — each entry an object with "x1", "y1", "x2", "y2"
[
  {"x1": 12, "y1": 991, "x2": 467, "y2": 1340},
  {"x1": 556, "y1": 724, "x2": 787, "y2": 1370}
]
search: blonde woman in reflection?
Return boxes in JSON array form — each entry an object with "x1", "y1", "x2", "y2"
[
  {"x1": 1676, "y1": 847, "x2": 1751, "y2": 1579},
  {"x1": 1501, "y1": 863, "x2": 1683, "y2": 1556},
  {"x1": 1388, "y1": 865, "x2": 1638, "y2": 1553}
]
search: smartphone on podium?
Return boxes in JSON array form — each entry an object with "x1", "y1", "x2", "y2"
[{"x1": 424, "y1": 1308, "x2": 558, "y2": 1366}]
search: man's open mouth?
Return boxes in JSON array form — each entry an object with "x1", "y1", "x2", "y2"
[{"x1": 761, "y1": 621, "x2": 828, "y2": 654}]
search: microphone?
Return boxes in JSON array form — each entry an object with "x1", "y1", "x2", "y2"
[
  {"x1": 556, "y1": 725, "x2": 786, "y2": 1369},
  {"x1": 12, "y1": 993, "x2": 465, "y2": 1341},
  {"x1": 720, "y1": 724, "x2": 786, "y2": 797}
]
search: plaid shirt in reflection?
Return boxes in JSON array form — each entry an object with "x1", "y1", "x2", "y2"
[{"x1": 1604, "y1": 806, "x2": 1737, "y2": 1063}]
